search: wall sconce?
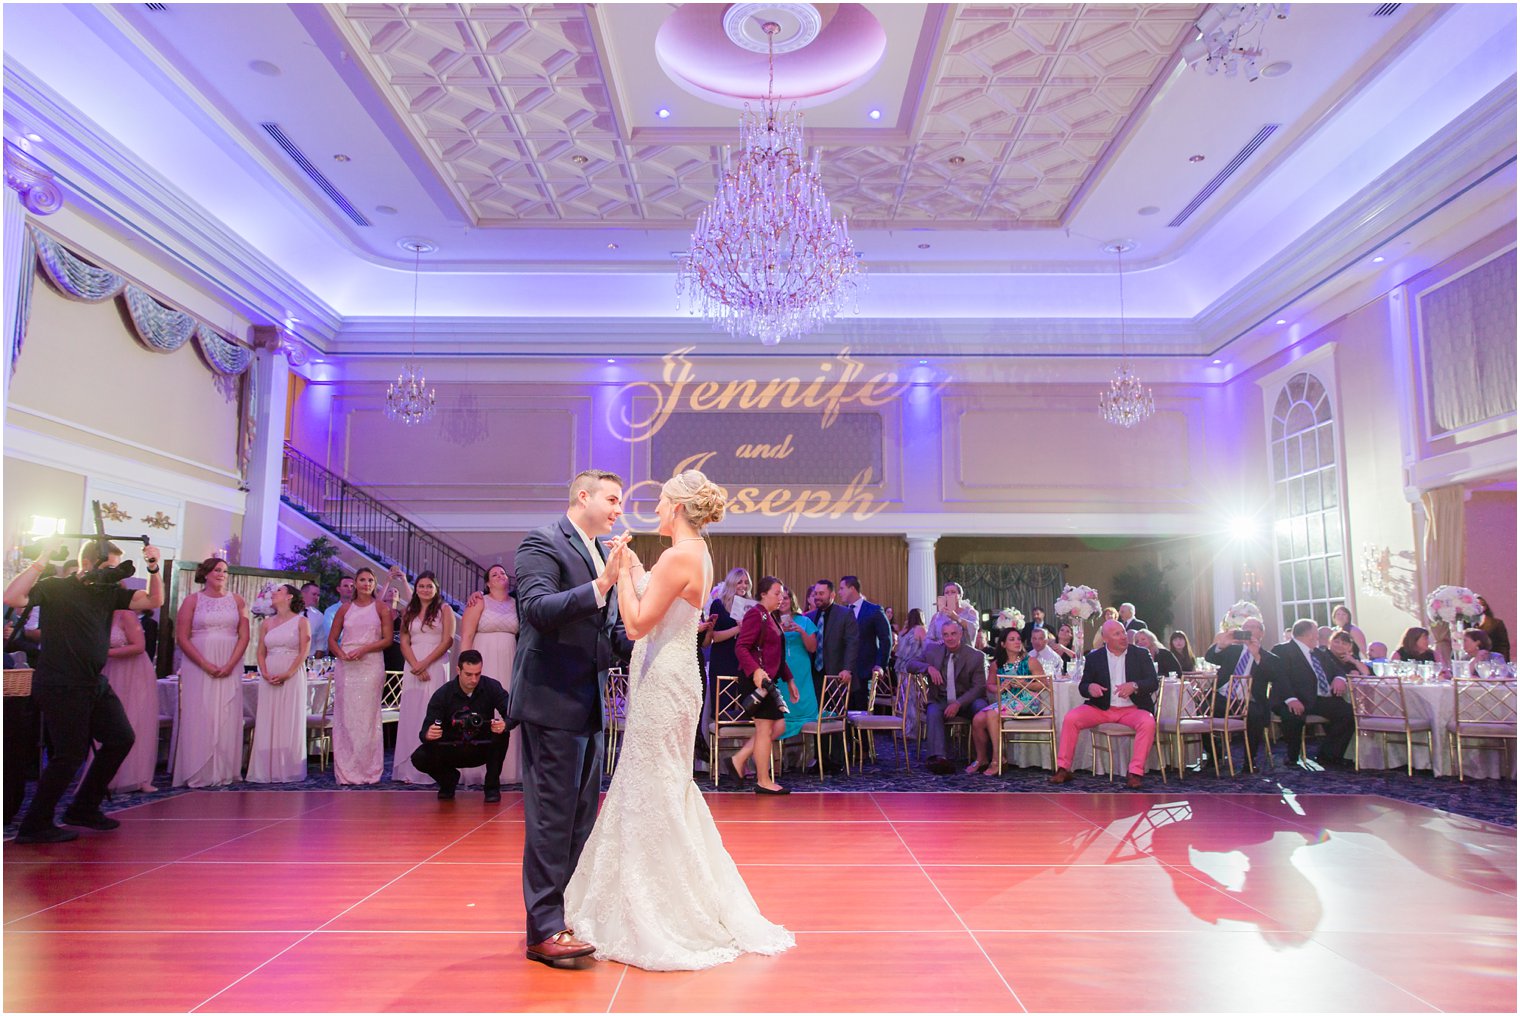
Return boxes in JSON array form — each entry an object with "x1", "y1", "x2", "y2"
[{"x1": 1241, "y1": 566, "x2": 1263, "y2": 601}]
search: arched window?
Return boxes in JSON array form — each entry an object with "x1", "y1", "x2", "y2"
[{"x1": 1271, "y1": 372, "x2": 1346, "y2": 631}]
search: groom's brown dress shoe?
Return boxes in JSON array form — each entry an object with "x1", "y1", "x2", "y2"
[{"x1": 526, "y1": 930, "x2": 595, "y2": 965}]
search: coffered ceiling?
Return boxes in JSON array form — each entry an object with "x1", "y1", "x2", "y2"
[{"x1": 0, "y1": 2, "x2": 1515, "y2": 357}]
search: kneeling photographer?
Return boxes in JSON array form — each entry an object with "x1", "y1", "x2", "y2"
[
  {"x1": 410, "y1": 649, "x2": 510, "y2": 803},
  {"x1": 730, "y1": 576, "x2": 798, "y2": 796}
]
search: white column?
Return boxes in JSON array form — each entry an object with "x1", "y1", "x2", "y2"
[
  {"x1": 240, "y1": 337, "x2": 290, "y2": 567},
  {"x1": 905, "y1": 533, "x2": 940, "y2": 618}
]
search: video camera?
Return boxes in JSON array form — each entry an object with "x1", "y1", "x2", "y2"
[
  {"x1": 446, "y1": 708, "x2": 495, "y2": 744},
  {"x1": 742, "y1": 674, "x2": 789, "y2": 719}
]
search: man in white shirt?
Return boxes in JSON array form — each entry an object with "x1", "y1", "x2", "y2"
[
  {"x1": 320, "y1": 575, "x2": 355, "y2": 655},
  {"x1": 301, "y1": 583, "x2": 327, "y2": 656},
  {"x1": 1051, "y1": 619, "x2": 1159, "y2": 789},
  {"x1": 1026, "y1": 626, "x2": 1063, "y2": 676}
]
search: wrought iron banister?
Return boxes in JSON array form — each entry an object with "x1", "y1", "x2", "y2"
[{"x1": 280, "y1": 442, "x2": 485, "y2": 609}]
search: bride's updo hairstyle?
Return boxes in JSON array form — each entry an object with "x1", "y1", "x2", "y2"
[{"x1": 661, "y1": 470, "x2": 727, "y2": 530}]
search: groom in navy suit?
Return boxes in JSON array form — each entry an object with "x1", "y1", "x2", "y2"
[{"x1": 509, "y1": 469, "x2": 630, "y2": 965}]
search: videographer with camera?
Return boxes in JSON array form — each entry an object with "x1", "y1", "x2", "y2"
[
  {"x1": 409, "y1": 649, "x2": 511, "y2": 803},
  {"x1": 731, "y1": 576, "x2": 798, "y2": 796},
  {"x1": 3, "y1": 538, "x2": 163, "y2": 843}
]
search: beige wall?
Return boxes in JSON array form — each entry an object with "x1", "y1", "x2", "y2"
[{"x1": 1464, "y1": 487, "x2": 1517, "y2": 630}]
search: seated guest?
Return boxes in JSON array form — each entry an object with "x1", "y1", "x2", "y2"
[
  {"x1": 1051, "y1": 623, "x2": 1078, "y2": 670},
  {"x1": 1429, "y1": 621, "x2": 1454, "y2": 669},
  {"x1": 969, "y1": 630, "x2": 1052, "y2": 776},
  {"x1": 410, "y1": 650, "x2": 510, "y2": 802},
  {"x1": 1464, "y1": 628, "x2": 1504, "y2": 669},
  {"x1": 1317, "y1": 626, "x2": 1335, "y2": 653},
  {"x1": 1168, "y1": 630, "x2": 1197, "y2": 673},
  {"x1": 1366, "y1": 641, "x2": 1390, "y2": 661},
  {"x1": 1092, "y1": 607, "x2": 1119, "y2": 649},
  {"x1": 1392, "y1": 626, "x2": 1438, "y2": 664},
  {"x1": 901, "y1": 620, "x2": 987, "y2": 774},
  {"x1": 1324, "y1": 631, "x2": 1370, "y2": 678},
  {"x1": 1118, "y1": 602, "x2": 1146, "y2": 633},
  {"x1": 1134, "y1": 629, "x2": 1182, "y2": 677},
  {"x1": 1330, "y1": 604, "x2": 1367, "y2": 657},
  {"x1": 1203, "y1": 619, "x2": 1280, "y2": 771},
  {"x1": 1269, "y1": 619, "x2": 1354, "y2": 771},
  {"x1": 893, "y1": 608, "x2": 927, "y2": 670},
  {"x1": 1476, "y1": 595, "x2": 1511, "y2": 661},
  {"x1": 1019, "y1": 607, "x2": 1054, "y2": 648},
  {"x1": 1026, "y1": 626, "x2": 1063, "y2": 677},
  {"x1": 1052, "y1": 620, "x2": 1159, "y2": 789}
]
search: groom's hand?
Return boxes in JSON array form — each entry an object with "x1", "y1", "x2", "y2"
[{"x1": 595, "y1": 544, "x2": 622, "y2": 597}]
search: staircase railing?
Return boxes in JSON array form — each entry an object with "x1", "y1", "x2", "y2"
[{"x1": 280, "y1": 442, "x2": 484, "y2": 609}]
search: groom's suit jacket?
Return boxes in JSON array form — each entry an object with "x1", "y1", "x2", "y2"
[{"x1": 508, "y1": 515, "x2": 629, "y2": 733}]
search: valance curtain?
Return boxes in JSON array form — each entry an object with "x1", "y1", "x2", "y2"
[{"x1": 935, "y1": 563, "x2": 1066, "y2": 627}]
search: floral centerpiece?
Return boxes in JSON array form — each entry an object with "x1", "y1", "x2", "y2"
[
  {"x1": 1428, "y1": 585, "x2": 1481, "y2": 661},
  {"x1": 1221, "y1": 600, "x2": 1263, "y2": 631},
  {"x1": 1054, "y1": 584, "x2": 1101, "y2": 620},
  {"x1": 249, "y1": 581, "x2": 277, "y2": 619},
  {"x1": 994, "y1": 608, "x2": 1025, "y2": 631}
]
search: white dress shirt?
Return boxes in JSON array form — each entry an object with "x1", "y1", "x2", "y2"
[
  {"x1": 1029, "y1": 645, "x2": 1062, "y2": 676},
  {"x1": 1107, "y1": 650, "x2": 1133, "y2": 707},
  {"x1": 567, "y1": 517, "x2": 607, "y2": 607}
]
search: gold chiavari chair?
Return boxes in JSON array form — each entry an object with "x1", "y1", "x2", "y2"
[
  {"x1": 992, "y1": 675, "x2": 1056, "y2": 775},
  {"x1": 603, "y1": 667, "x2": 630, "y2": 775},
  {"x1": 708, "y1": 675, "x2": 755, "y2": 786},
  {"x1": 380, "y1": 670, "x2": 404, "y2": 728},
  {"x1": 1158, "y1": 673, "x2": 1212, "y2": 779},
  {"x1": 849, "y1": 668, "x2": 919, "y2": 771},
  {"x1": 1347, "y1": 674, "x2": 1432, "y2": 776},
  {"x1": 1449, "y1": 677, "x2": 1517, "y2": 781},
  {"x1": 800, "y1": 674, "x2": 852, "y2": 780},
  {"x1": 872, "y1": 667, "x2": 899, "y2": 715},
  {"x1": 1091, "y1": 683, "x2": 1166, "y2": 783},
  {"x1": 1206, "y1": 673, "x2": 1254, "y2": 776}
]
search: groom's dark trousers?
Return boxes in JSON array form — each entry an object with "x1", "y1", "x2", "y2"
[{"x1": 519, "y1": 722, "x2": 602, "y2": 944}]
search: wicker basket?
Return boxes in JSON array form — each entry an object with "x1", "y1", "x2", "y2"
[{"x1": 3, "y1": 668, "x2": 33, "y2": 697}]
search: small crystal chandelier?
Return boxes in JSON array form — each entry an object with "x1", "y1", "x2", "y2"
[
  {"x1": 677, "y1": 18, "x2": 863, "y2": 346},
  {"x1": 385, "y1": 240, "x2": 436, "y2": 426},
  {"x1": 1180, "y1": 4, "x2": 1290, "y2": 81},
  {"x1": 1098, "y1": 240, "x2": 1154, "y2": 429}
]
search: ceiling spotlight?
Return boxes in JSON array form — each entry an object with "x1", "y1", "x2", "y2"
[
  {"x1": 868, "y1": 109, "x2": 882, "y2": 120},
  {"x1": 656, "y1": 108, "x2": 671, "y2": 119},
  {"x1": 918, "y1": 359, "x2": 928, "y2": 365},
  {"x1": 1212, "y1": 358, "x2": 1223, "y2": 365},
  {"x1": 570, "y1": 154, "x2": 589, "y2": 166},
  {"x1": 1372, "y1": 256, "x2": 1385, "y2": 263},
  {"x1": 1276, "y1": 319, "x2": 1287, "y2": 325},
  {"x1": 375, "y1": 205, "x2": 397, "y2": 215},
  {"x1": 607, "y1": 242, "x2": 619, "y2": 250},
  {"x1": 917, "y1": 243, "x2": 931, "y2": 249},
  {"x1": 1261, "y1": 61, "x2": 1292, "y2": 78},
  {"x1": 1138, "y1": 205, "x2": 1160, "y2": 216},
  {"x1": 23, "y1": 133, "x2": 42, "y2": 143},
  {"x1": 948, "y1": 155, "x2": 966, "y2": 165},
  {"x1": 606, "y1": 358, "x2": 617, "y2": 363},
  {"x1": 248, "y1": 59, "x2": 282, "y2": 77},
  {"x1": 1188, "y1": 154, "x2": 1206, "y2": 163},
  {"x1": 333, "y1": 154, "x2": 351, "y2": 162}
]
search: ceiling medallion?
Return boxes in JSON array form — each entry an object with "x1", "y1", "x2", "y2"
[
  {"x1": 677, "y1": 19, "x2": 863, "y2": 346},
  {"x1": 722, "y1": 4, "x2": 822, "y2": 54},
  {"x1": 385, "y1": 240, "x2": 437, "y2": 426},
  {"x1": 1097, "y1": 240, "x2": 1154, "y2": 429}
]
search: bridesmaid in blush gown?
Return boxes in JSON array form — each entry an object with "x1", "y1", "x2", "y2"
[
  {"x1": 247, "y1": 584, "x2": 310, "y2": 783},
  {"x1": 172, "y1": 558, "x2": 250, "y2": 788},
  {"x1": 461, "y1": 564, "x2": 519, "y2": 784},
  {"x1": 329, "y1": 567, "x2": 392, "y2": 785},
  {"x1": 393, "y1": 572, "x2": 457, "y2": 784},
  {"x1": 104, "y1": 609, "x2": 159, "y2": 793}
]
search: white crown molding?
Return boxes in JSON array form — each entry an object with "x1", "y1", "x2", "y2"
[
  {"x1": 1, "y1": 63, "x2": 342, "y2": 343},
  {"x1": 1407, "y1": 432, "x2": 1519, "y2": 493},
  {"x1": 4, "y1": 423, "x2": 248, "y2": 514}
]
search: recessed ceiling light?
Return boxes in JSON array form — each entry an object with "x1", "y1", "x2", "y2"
[
  {"x1": 23, "y1": 133, "x2": 42, "y2": 143},
  {"x1": 1138, "y1": 205, "x2": 1161, "y2": 216},
  {"x1": 868, "y1": 109, "x2": 882, "y2": 120},
  {"x1": 1188, "y1": 154, "x2": 1206, "y2": 163},
  {"x1": 918, "y1": 360, "x2": 928, "y2": 365},
  {"x1": 606, "y1": 358, "x2": 617, "y2": 363},
  {"x1": 1212, "y1": 358, "x2": 1223, "y2": 365},
  {"x1": 948, "y1": 155, "x2": 966, "y2": 165},
  {"x1": 1276, "y1": 319, "x2": 1287, "y2": 325},
  {"x1": 917, "y1": 243, "x2": 931, "y2": 249},
  {"x1": 606, "y1": 242, "x2": 619, "y2": 251},
  {"x1": 1261, "y1": 61, "x2": 1292, "y2": 78},
  {"x1": 656, "y1": 108, "x2": 671, "y2": 119},
  {"x1": 333, "y1": 154, "x2": 351, "y2": 162},
  {"x1": 248, "y1": 59, "x2": 281, "y2": 77},
  {"x1": 374, "y1": 205, "x2": 397, "y2": 215},
  {"x1": 1372, "y1": 255, "x2": 1385, "y2": 263},
  {"x1": 571, "y1": 154, "x2": 589, "y2": 166}
]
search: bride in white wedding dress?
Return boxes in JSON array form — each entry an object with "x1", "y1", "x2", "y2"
[{"x1": 563, "y1": 470, "x2": 794, "y2": 971}]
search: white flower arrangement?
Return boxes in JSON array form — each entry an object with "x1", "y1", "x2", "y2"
[
  {"x1": 1054, "y1": 584, "x2": 1101, "y2": 620},
  {"x1": 249, "y1": 581, "x2": 277, "y2": 618},
  {"x1": 1427, "y1": 585, "x2": 1481, "y2": 626},
  {"x1": 994, "y1": 608, "x2": 1026, "y2": 631},
  {"x1": 1221, "y1": 600, "x2": 1263, "y2": 631}
]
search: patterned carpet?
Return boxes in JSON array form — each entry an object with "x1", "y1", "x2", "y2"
[{"x1": 8, "y1": 736, "x2": 1514, "y2": 834}]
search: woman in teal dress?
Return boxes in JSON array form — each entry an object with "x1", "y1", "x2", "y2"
[
  {"x1": 967, "y1": 629, "x2": 1046, "y2": 774},
  {"x1": 777, "y1": 585, "x2": 819, "y2": 742}
]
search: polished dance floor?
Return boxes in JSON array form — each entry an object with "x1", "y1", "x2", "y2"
[{"x1": 4, "y1": 790, "x2": 1515, "y2": 1013}]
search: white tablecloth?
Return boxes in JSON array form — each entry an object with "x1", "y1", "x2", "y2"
[
  {"x1": 158, "y1": 677, "x2": 261, "y2": 771},
  {"x1": 1348, "y1": 681, "x2": 1514, "y2": 780}
]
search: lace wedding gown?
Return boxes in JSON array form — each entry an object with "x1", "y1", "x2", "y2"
[{"x1": 564, "y1": 551, "x2": 794, "y2": 971}]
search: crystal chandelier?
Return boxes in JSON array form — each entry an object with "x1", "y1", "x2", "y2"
[
  {"x1": 1098, "y1": 241, "x2": 1154, "y2": 429},
  {"x1": 677, "y1": 20, "x2": 862, "y2": 346},
  {"x1": 1180, "y1": 4, "x2": 1290, "y2": 81},
  {"x1": 385, "y1": 240, "x2": 436, "y2": 426}
]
